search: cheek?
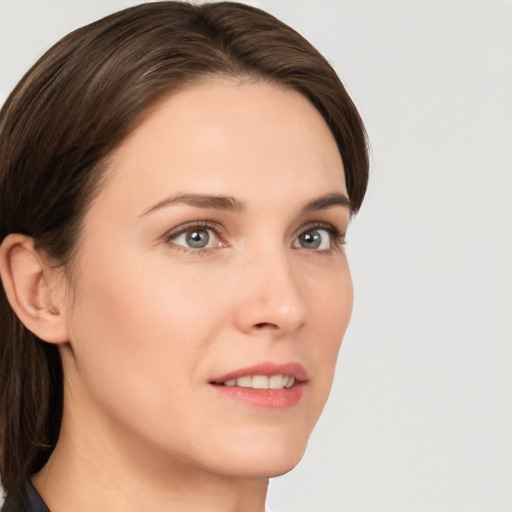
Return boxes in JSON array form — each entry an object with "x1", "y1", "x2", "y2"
[
  {"x1": 65, "y1": 246, "x2": 228, "y2": 417},
  {"x1": 306, "y1": 264, "x2": 353, "y2": 386},
  {"x1": 70, "y1": 258, "x2": 221, "y2": 361}
]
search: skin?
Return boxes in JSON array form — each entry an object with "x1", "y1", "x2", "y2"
[{"x1": 26, "y1": 80, "x2": 353, "y2": 512}]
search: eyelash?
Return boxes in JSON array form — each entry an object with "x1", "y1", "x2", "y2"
[
  {"x1": 297, "y1": 222, "x2": 346, "y2": 255},
  {"x1": 164, "y1": 220, "x2": 346, "y2": 256},
  {"x1": 164, "y1": 220, "x2": 223, "y2": 256}
]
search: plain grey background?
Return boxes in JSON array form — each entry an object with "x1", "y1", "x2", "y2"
[{"x1": 1, "y1": 1, "x2": 511, "y2": 511}]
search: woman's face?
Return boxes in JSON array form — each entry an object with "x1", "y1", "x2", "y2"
[{"x1": 60, "y1": 79, "x2": 353, "y2": 479}]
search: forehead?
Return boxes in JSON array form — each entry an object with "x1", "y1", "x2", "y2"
[{"x1": 93, "y1": 79, "x2": 347, "y2": 215}]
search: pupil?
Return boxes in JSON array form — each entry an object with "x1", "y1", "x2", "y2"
[
  {"x1": 186, "y1": 229, "x2": 209, "y2": 248},
  {"x1": 301, "y1": 230, "x2": 321, "y2": 249}
]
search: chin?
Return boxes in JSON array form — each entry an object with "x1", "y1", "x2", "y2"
[
  {"x1": 202, "y1": 425, "x2": 312, "y2": 479},
  {"x1": 216, "y1": 450, "x2": 306, "y2": 480}
]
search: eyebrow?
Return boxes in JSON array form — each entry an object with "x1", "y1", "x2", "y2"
[
  {"x1": 140, "y1": 191, "x2": 352, "y2": 217},
  {"x1": 140, "y1": 193, "x2": 246, "y2": 216},
  {"x1": 302, "y1": 192, "x2": 352, "y2": 212}
]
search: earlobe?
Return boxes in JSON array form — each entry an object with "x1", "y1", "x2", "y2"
[{"x1": 0, "y1": 234, "x2": 69, "y2": 344}]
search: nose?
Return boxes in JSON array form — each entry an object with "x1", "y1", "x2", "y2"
[{"x1": 234, "y1": 250, "x2": 308, "y2": 338}]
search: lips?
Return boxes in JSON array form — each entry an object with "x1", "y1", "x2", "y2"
[
  {"x1": 210, "y1": 362, "x2": 307, "y2": 409},
  {"x1": 211, "y1": 362, "x2": 308, "y2": 386}
]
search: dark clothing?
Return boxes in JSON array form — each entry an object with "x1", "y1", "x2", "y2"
[{"x1": 1, "y1": 484, "x2": 50, "y2": 512}]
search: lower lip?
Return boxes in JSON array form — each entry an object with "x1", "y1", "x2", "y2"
[{"x1": 211, "y1": 383, "x2": 305, "y2": 409}]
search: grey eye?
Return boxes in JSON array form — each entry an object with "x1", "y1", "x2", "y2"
[
  {"x1": 293, "y1": 228, "x2": 331, "y2": 250},
  {"x1": 171, "y1": 228, "x2": 218, "y2": 249},
  {"x1": 186, "y1": 229, "x2": 210, "y2": 248}
]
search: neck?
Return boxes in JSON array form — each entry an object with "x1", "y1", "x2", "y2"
[{"x1": 33, "y1": 403, "x2": 268, "y2": 512}]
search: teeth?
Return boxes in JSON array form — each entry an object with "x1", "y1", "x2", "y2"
[
  {"x1": 221, "y1": 374, "x2": 296, "y2": 390},
  {"x1": 285, "y1": 376, "x2": 295, "y2": 388},
  {"x1": 236, "y1": 375, "x2": 252, "y2": 388},
  {"x1": 251, "y1": 375, "x2": 269, "y2": 389},
  {"x1": 269, "y1": 375, "x2": 283, "y2": 389}
]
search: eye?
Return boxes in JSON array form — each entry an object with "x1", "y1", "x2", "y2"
[
  {"x1": 292, "y1": 224, "x2": 343, "y2": 251},
  {"x1": 167, "y1": 222, "x2": 224, "y2": 250},
  {"x1": 294, "y1": 228, "x2": 331, "y2": 250}
]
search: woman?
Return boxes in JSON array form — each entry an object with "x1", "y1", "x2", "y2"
[{"x1": 0, "y1": 2, "x2": 368, "y2": 511}]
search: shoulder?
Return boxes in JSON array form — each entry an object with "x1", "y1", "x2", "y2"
[{"x1": 1, "y1": 484, "x2": 50, "y2": 512}]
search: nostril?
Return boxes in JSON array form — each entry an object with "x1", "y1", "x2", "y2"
[{"x1": 254, "y1": 322, "x2": 278, "y2": 330}]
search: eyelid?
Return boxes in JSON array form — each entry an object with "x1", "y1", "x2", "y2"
[
  {"x1": 294, "y1": 221, "x2": 346, "y2": 250},
  {"x1": 296, "y1": 221, "x2": 343, "y2": 238},
  {"x1": 163, "y1": 220, "x2": 227, "y2": 252},
  {"x1": 164, "y1": 220, "x2": 224, "y2": 239}
]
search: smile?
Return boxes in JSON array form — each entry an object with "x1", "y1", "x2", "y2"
[
  {"x1": 210, "y1": 362, "x2": 307, "y2": 409},
  {"x1": 221, "y1": 374, "x2": 296, "y2": 389}
]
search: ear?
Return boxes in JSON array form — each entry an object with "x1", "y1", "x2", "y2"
[{"x1": 0, "y1": 234, "x2": 69, "y2": 344}]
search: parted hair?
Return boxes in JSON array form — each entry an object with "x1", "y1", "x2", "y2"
[{"x1": 0, "y1": 0, "x2": 368, "y2": 503}]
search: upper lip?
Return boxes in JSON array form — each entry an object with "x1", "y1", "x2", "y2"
[{"x1": 211, "y1": 362, "x2": 308, "y2": 384}]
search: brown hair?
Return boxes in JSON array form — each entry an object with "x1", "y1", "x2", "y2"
[{"x1": 0, "y1": 1, "x2": 368, "y2": 503}]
